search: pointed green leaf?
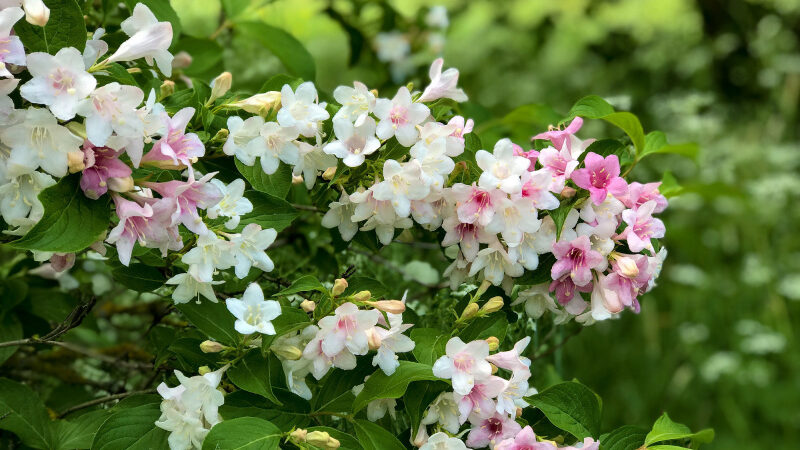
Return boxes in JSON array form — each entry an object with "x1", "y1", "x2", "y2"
[{"x1": 201, "y1": 417, "x2": 281, "y2": 450}]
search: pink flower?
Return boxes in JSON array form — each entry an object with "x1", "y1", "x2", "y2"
[
  {"x1": 619, "y1": 200, "x2": 665, "y2": 253},
  {"x1": 80, "y1": 142, "x2": 132, "y2": 200},
  {"x1": 302, "y1": 331, "x2": 358, "y2": 379},
  {"x1": 141, "y1": 107, "x2": 205, "y2": 167},
  {"x1": 538, "y1": 144, "x2": 579, "y2": 192},
  {"x1": 441, "y1": 215, "x2": 492, "y2": 262},
  {"x1": 144, "y1": 172, "x2": 222, "y2": 235},
  {"x1": 620, "y1": 181, "x2": 668, "y2": 213},
  {"x1": 0, "y1": 7, "x2": 25, "y2": 78},
  {"x1": 518, "y1": 169, "x2": 560, "y2": 210},
  {"x1": 448, "y1": 115, "x2": 474, "y2": 141},
  {"x1": 549, "y1": 275, "x2": 591, "y2": 312},
  {"x1": 551, "y1": 235, "x2": 606, "y2": 287},
  {"x1": 605, "y1": 254, "x2": 651, "y2": 308},
  {"x1": 531, "y1": 117, "x2": 584, "y2": 152},
  {"x1": 433, "y1": 337, "x2": 492, "y2": 395},
  {"x1": 317, "y1": 302, "x2": 380, "y2": 358},
  {"x1": 456, "y1": 376, "x2": 506, "y2": 423},
  {"x1": 513, "y1": 143, "x2": 539, "y2": 170},
  {"x1": 418, "y1": 58, "x2": 468, "y2": 103},
  {"x1": 106, "y1": 195, "x2": 181, "y2": 266},
  {"x1": 466, "y1": 412, "x2": 522, "y2": 449},
  {"x1": 450, "y1": 183, "x2": 505, "y2": 227},
  {"x1": 571, "y1": 152, "x2": 628, "y2": 205},
  {"x1": 486, "y1": 337, "x2": 531, "y2": 377},
  {"x1": 494, "y1": 426, "x2": 551, "y2": 450}
]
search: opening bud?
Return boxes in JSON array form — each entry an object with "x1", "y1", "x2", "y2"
[
  {"x1": 460, "y1": 302, "x2": 479, "y2": 320},
  {"x1": 289, "y1": 428, "x2": 307, "y2": 442},
  {"x1": 481, "y1": 296, "x2": 504, "y2": 314},
  {"x1": 351, "y1": 290, "x2": 371, "y2": 302},
  {"x1": 209, "y1": 72, "x2": 232, "y2": 102},
  {"x1": 516, "y1": 407, "x2": 523, "y2": 417},
  {"x1": 271, "y1": 344, "x2": 303, "y2": 360},
  {"x1": 322, "y1": 166, "x2": 337, "y2": 180},
  {"x1": 198, "y1": 365, "x2": 211, "y2": 375},
  {"x1": 200, "y1": 340, "x2": 226, "y2": 353},
  {"x1": 23, "y1": 0, "x2": 50, "y2": 26},
  {"x1": 67, "y1": 151, "x2": 85, "y2": 173},
  {"x1": 475, "y1": 279, "x2": 492, "y2": 298},
  {"x1": 306, "y1": 431, "x2": 332, "y2": 447},
  {"x1": 327, "y1": 437, "x2": 341, "y2": 449},
  {"x1": 485, "y1": 336, "x2": 499, "y2": 351},
  {"x1": 560, "y1": 186, "x2": 577, "y2": 198},
  {"x1": 616, "y1": 256, "x2": 639, "y2": 278},
  {"x1": 490, "y1": 363, "x2": 498, "y2": 374},
  {"x1": 366, "y1": 328, "x2": 382, "y2": 350},
  {"x1": 331, "y1": 278, "x2": 348, "y2": 296},
  {"x1": 160, "y1": 80, "x2": 175, "y2": 99},
  {"x1": 211, "y1": 128, "x2": 229, "y2": 142},
  {"x1": 172, "y1": 51, "x2": 192, "y2": 70},
  {"x1": 300, "y1": 299, "x2": 316, "y2": 313},
  {"x1": 65, "y1": 121, "x2": 87, "y2": 139},
  {"x1": 232, "y1": 91, "x2": 281, "y2": 116},
  {"x1": 366, "y1": 300, "x2": 405, "y2": 314},
  {"x1": 108, "y1": 176, "x2": 134, "y2": 193}
]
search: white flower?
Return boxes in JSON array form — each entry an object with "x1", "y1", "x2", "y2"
[
  {"x1": 432, "y1": 337, "x2": 492, "y2": 395},
  {"x1": 469, "y1": 242, "x2": 524, "y2": 286},
  {"x1": 321, "y1": 191, "x2": 359, "y2": 241},
  {"x1": 495, "y1": 372, "x2": 529, "y2": 416},
  {"x1": 372, "y1": 159, "x2": 430, "y2": 217},
  {"x1": 21, "y1": 47, "x2": 96, "y2": 120},
  {"x1": 294, "y1": 141, "x2": 336, "y2": 189},
  {"x1": 410, "y1": 137, "x2": 454, "y2": 190},
  {"x1": 108, "y1": 3, "x2": 174, "y2": 76},
  {"x1": 333, "y1": 81, "x2": 375, "y2": 125},
  {"x1": 422, "y1": 392, "x2": 462, "y2": 433},
  {"x1": 181, "y1": 233, "x2": 235, "y2": 283},
  {"x1": 374, "y1": 87, "x2": 430, "y2": 147},
  {"x1": 20, "y1": 0, "x2": 49, "y2": 27},
  {"x1": 476, "y1": 138, "x2": 530, "y2": 195},
  {"x1": 165, "y1": 272, "x2": 221, "y2": 304},
  {"x1": 529, "y1": 210, "x2": 579, "y2": 254},
  {"x1": 317, "y1": 302, "x2": 379, "y2": 357},
  {"x1": 418, "y1": 58, "x2": 467, "y2": 103},
  {"x1": 0, "y1": 168, "x2": 54, "y2": 225},
  {"x1": 0, "y1": 107, "x2": 82, "y2": 177},
  {"x1": 0, "y1": 7, "x2": 25, "y2": 77},
  {"x1": 0, "y1": 78, "x2": 19, "y2": 124},
  {"x1": 375, "y1": 32, "x2": 410, "y2": 63},
  {"x1": 371, "y1": 309, "x2": 415, "y2": 375},
  {"x1": 206, "y1": 179, "x2": 253, "y2": 229},
  {"x1": 174, "y1": 368, "x2": 225, "y2": 426},
  {"x1": 426, "y1": 6, "x2": 449, "y2": 29},
  {"x1": 226, "y1": 283, "x2": 281, "y2": 335},
  {"x1": 223, "y1": 115, "x2": 265, "y2": 165},
  {"x1": 486, "y1": 197, "x2": 541, "y2": 248},
  {"x1": 76, "y1": 82, "x2": 144, "y2": 147},
  {"x1": 421, "y1": 432, "x2": 468, "y2": 450},
  {"x1": 513, "y1": 285, "x2": 556, "y2": 319},
  {"x1": 82, "y1": 28, "x2": 108, "y2": 68},
  {"x1": 323, "y1": 117, "x2": 380, "y2": 167},
  {"x1": 353, "y1": 382, "x2": 399, "y2": 422},
  {"x1": 229, "y1": 224, "x2": 277, "y2": 278},
  {"x1": 277, "y1": 82, "x2": 329, "y2": 138},
  {"x1": 258, "y1": 121, "x2": 300, "y2": 174}
]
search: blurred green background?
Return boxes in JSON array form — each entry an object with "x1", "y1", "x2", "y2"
[
  {"x1": 114, "y1": 0, "x2": 800, "y2": 447},
  {"x1": 170, "y1": 0, "x2": 800, "y2": 447}
]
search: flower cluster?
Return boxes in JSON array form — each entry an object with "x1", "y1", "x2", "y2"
[{"x1": 155, "y1": 368, "x2": 225, "y2": 450}]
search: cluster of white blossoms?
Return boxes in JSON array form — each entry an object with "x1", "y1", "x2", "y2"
[{"x1": 155, "y1": 368, "x2": 225, "y2": 449}]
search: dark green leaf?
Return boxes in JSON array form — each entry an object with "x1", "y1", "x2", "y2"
[
  {"x1": 91, "y1": 403, "x2": 165, "y2": 450},
  {"x1": 0, "y1": 314, "x2": 22, "y2": 365},
  {"x1": 260, "y1": 73, "x2": 303, "y2": 93},
  {"x1": 565, "y1": 96, "x2": 645, "y2": 156},
  {"x1": 0, "y1": 378, "x2": 53, "y2": 449},
  {"x1": 227, "y1": 350, "x2": 282, "y2": 405},
  {"x1": 177, "y1": 300, "x2": 241, "y2": 346},
  {"x1": 236, "y1": 22, "x2": 316, "y2": 81},
  {"x1": 525, "y1": 381, "x2": 602, "y2": 439},
  {"x1": 277, "y1": 275, "x2": 326, "y2": 296},
  {"x1": 111, "y1": 263, "x2": 164, "y2": 292},
  {"x1": 549, "y1": 200, "x2": 575, "y2": 241},
  {"x1": 404, "y1": 381, "x2": 449, "y2": 435},
  {"x1": 14, "y1": 0, "x2": 86, "y2": 53},
  {"x1": 10, "y1": 174, "x2": 110, "y2": 253},
  {"x1": 201, "y1": 417, "x2": 281, "y2": 450},
  {"x1": 352, "y1": 419, "x2": 405, "y2": 450},
  {"x1": 235, "y1": 160, "x2": 293, "y2": 198},
  {"x1": 236, "y1": 191, "x2": 298, "y2": 232},
  {"x1": 410, "y1": 328, "x2": 447, "y2": 365},
  {"x1": 599, "y1": 425, "x2": 647, "y2": 450},
  {"x1": 174, "y1": 37, "x2": 223, "y2": 76},
  {"x1": 353, "y1": 361, "x2": 439, "y2": 412}
]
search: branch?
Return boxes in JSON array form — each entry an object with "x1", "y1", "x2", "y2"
[
  {"x1": 291, "y1": 203, "x2": 321, "y2": 212},
  {"x1": 58, "y1": 389, "x2": 157, "y2": 418},
  {"x1": 0, "y1": 297, "x2": 97, "y2": 348}
]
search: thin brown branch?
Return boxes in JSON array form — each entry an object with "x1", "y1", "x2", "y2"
[{"x1": 58, "y1": 389, "x2": 157, "y2": 418}]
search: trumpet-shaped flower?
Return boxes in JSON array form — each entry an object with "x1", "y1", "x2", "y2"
[
  {"x1": 469, "y1": 242, "x2": 524, "y2": 286},
  {"x1": 450, "y1": 183, "x2": 505, "y2": 227},
  {"x1": 228, "y1": 224, "x2": 277, "y2": 278},
  {"x1": 372, "y1": 159, "x2": 430, "y2": 217},
  {"x1": 551, "y1": 235, "x2": 605, "y2": 287},
  {"x1": 76, "y1": 82, "x2": 144, "y2": 147},
  {"x1": 79, "y1": 142, "x2": 132, "y2": 200},
  {"x1": 294, "y1": 141, "x2": 336, "y2": 189},
  {"x1": 257, "y1": 121, "x2": 300, "y2": 174},
  {"x1": 321, "y1": 191, "x2": 358, "y2": 241},
  {"x1": 181, "y1": 232, "x2": 234, "y2": 283},
  {"x1": 144, "y1": 172, "x2": 222, "y2": 235},
  {"x1": 106, "y1": 195, "x2": 177, "y2": 266},
  {"x1": 333, "y1": 81, "x2": 375, "y2": 124},
  {"x1": 317, "y1": 302, "x2": 380, "y2": 357},
  {"x1": 277, "y1": 82, "x2": 329, "y2": 137},
  {"x1": 226, "y1": 283, "x2": 281, "y2": 335},
  {"x1": 486, "y1": 337, "x2": 531, "y2": 377},
  {"x1": 421, "y1": 432, "x2": 468, "y2": 450},
  {"x1": 441, "y1": 216, "x2": 492, "y2": 262},
  {"x1": 571, "y1": 152, "x2": 627, "y2": 205},
  {"x1": 456, "y1": 375, "x2": 505, "y2": 422},
  {"x1": 518, "y1": 169, "x2": 560, "y2": 210},
  {"x1": 0, "y1": 107, "x2": 82, "y2": 177},
  {"x1": 374, "y1": 86, "x2": 430, "y2": 146},
  {"x1": 223, "y1": 115, "x2": 266, "y2": 165},
  {"x1": 620, "y1": 181, "x2": 668, "y2": 213},
  {"x1": 466, "y1": 412, "x2": 522, "y2": 449},
  {"x1": 531, "y1": 117, "x2": 585, "y2": 153},
  {"x1": 0, "y1": 169, "x2": 54, "y2": 225},
  {"x1": 108, "y1": 3, "x2": 174, "y2": 76},
  {"x1": 486, "y1": 197, "x2": 541, "y2": 247},
  {"x1": 21, "y1": 47, "x2": 96, "y2": 120},
  {"x1": 476, "y1": 138, "x2": 530, "y2": 194},
  {"x1": 370, "y1": 309, "x2": 415, "y2": 375},
  {"x1": 206, "y1": 178, "x2": 253, "y2": 229},
  {"x1": 0, "y1": 7, "x2": 25, "y2": 78},
  {"x1": 418, "y1": 58, "x2": 468, "y2": 103},
  {"x1": 433, "y1": 337, "x2": 492, "y2": 395},
  {"x1": 165, "y1": 272, "x2": 220, "y2": 304},
  {"x1": 323, "y1": 117, "x2": 380, "y2": 167},
  {"x1": 141, "y1": 107, "x2": 204, "y2": 167},
  {"x1": 422, "y1": 392, "x2": 462, "y2": 432},
  {"x1": 619, "y1": 200, "x2": 665, "y2": 253}
]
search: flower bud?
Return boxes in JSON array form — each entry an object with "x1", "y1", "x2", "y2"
[
  {"x1": 366, "y1": 328, "x2": 382, "y2": 350},
  {"x1": 200, "y1": 340, "x2": 226, "y2": 353},
  {"x1": 367, "y1": 300, "x2": 405, "y2": 314},
  {"x1": 475, "y1": 279, "x2": 492, "y2": 298},
  {"x1": 65, "y1": 121, "x2": 87, "y2": 139},
  {"x1": 481, "y1": 296, "x2": 504, "y2": 314},
  {"x1": 198, "y1": 365, "x2": 211, "y2": 375},
  {"x1": 172, "y1": 51, "x2": 193, "y2": 70},
  {"x1": 460, "y1": 302, "x2": 479, "y2": 320},
  {"x1": 108, "y1": 176, "x2": 135, "y2": 193},
  {"x1": 209, "y1": 72, "x2": 232, "y2": 102},
  {"x1": 327, "y1": 437, "x2": 341, "y2": 449},
  {"x1": 232, "y1": 91, "x2": 281, "y2": 116},
  {"x1": 289, "y1": 428, "x2": 307, "y2": 442},
  {"x1": 306, "y1": 431, "x2": 332, "y2": 447},
  {"x1": 560, "y1": 186, "x2": 577, "y2": 198},
  {"x1": 160, "y1": 80, "x2": 175, "y2": 99},
  {"x1": 616, "y1": 256, "x2": 639, "y2": 278},
  {"x1": 485, "y1": 336, "x2": 499, "y2": 351},
  {"x1": 516, "y1": 407, "x2": 523, "y2": 417},
  {"x1": 211, "y1": 128, "x2": 229, "y2": 142},
  {"x1": 67, "y1": 151, "x2": 85, "y2": 173},
  {"x1": 490, "y1": 363, "x2": 498, "y2": 374},
  {"x1": 322, "y1": 166, "x2": 337, "y2": 180},
  {"x1": 50, "y1": 253, "x2": 75, "y2": 273},
  {"x1": 291, "y1": 175, "x2": 304, "y2": 185},
  {"x1": 271, "y1": 344, "x2": 303, "y2": 360},
  {"x1": 300, "y1": 299, "x2": 316, "y2": 312},
  {"x1": 332, "y1": 278, "x2": 348, "y2": 296},
  {"x1": 23, "y1": 0, "x2": 49, "y2": 26},
  {"x1": 351, "y1": 290, "x2": 371, "y2": 302}
]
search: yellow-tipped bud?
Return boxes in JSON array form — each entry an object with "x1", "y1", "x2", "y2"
[
  {"x1": 211, "y1": 128, "x2": 229, "y2": 142},
  {"x1": 271, "y1": 344, "x2": 303, "y2": 361},
  {"x1": 461, "y1": 302, "x2": 479, "y2": 320},
  {"x1": 289, "y1": 428, "x2": 307, "y2": 442},
  {"x1": 332, "y1": 278, "x2": 348, "y2": 296},
  {"x1": 516, "y1": 406, "x2": 523, "y2": 417},
  {"x1": 366, "y1": 328, "x2": 382, "y2": 350},
  {"x1": 322, "y1": 166, "x2": 337, "y2": 180},
  {"x1": 352, "y1": 290, "x2": 371, "y2": 302},
  {"x1": 160, "y1": 80, "x2": 175, "y2": 99},
  {"x1": 65, "y1": 121, "x2": 87, "y2": 139},
  {"x1": 67, "y1": 151, "x2": 85, "y2": 173},
  {"x1": 306, "y1": 431, "x2": 332, "y2": 447},
  {"x1": 172, "y1": 51, "x2": 192, "y2": 70},
  {"x1": 108, "y1": 176, "x2": 134, "y2": 193},
  {"x1": 300, "y1": 299, "x2": 316, "y2": 313},
  {"x1": 200, "y1": 340, "x2": 226, "y2": 353},
  {"x1": 475, "y1": 279, "x2": 492, "y2": 298},
  {"x1": 327, "y1": 437, "x2": 341, "y2": 449},
  {"x1": 490, "y1": 363, "x2": 498, "y2": 374},
  {"x1": 367, "y1": 300, "x2": 406, "y2": 314},
  {"x1": 232, "y1": 91, "x2": 281, "y2": 116},
  {"x1": 486, "y1": 336, "x2": 499, "y2": 351},
  {"x1": 560, "y1": 186, "x2": 577, "y2": 198},
  {"x1": 481, "y1": 296, "x2": 504, "y2": 314},
  {"x1": 209, "y1": 72, "x2": 232, "y2": 102},
  {"x1": 198, "y1": 365, "x2": 211, "y2": 375}
]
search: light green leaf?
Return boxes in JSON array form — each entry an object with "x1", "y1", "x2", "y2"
[
  {"x1": 353, "y1": 361, "x2": 439, "y2": 412},
  {"x1": 177, "y1": 300, "x2": 241, "y2": 346},
  {"x1": 201, "y1": 417, "x2": 281, "y2": 450},
  {"x1": 111, "y1": 263, "x2": 164, "y2": 292},
  {"x1": 410, "y1": 328, "x2": 447, "y2": 365},
  {"x1": 353, "y1": 419, "x2": 405, "y2": 450},
  {"x1": 599, "y1": 425, "x2": 647, "y2": 450},
  {"x1": 235, "y1": 160, "x2": 293, "y2": 199},
  {"x1": 277, "y1": 275, "x2": 326, "y2": 296},
  {"x1": 565, "y1": 96, "x2": 645, "y2": 156},
  {"x1": 641, "y1": 131, "x2": 699, "y2": 161},
  {"x1": 0, "y1": 378, "x2": 53, "y2": 449},
  {"x1": 227, "y1": 350, "x2": 282, "y2": 405},
  {"x1": 235, "y1": 22, "x2": 316, "y2": 81},
  {"x1": 10, "y1": 174, "x2": 110, "y2": 253},
  {"x1": 524, "y1": 381, "x2": 602, "y2": 439},
  {"x1": 644, "y1": 413, "x2": 714, "y2": 447},
  {"x1": 90, "y1": 403, "x2": 165, "y2": 450},
  {"x1": 659, "y1": 171, "x2": 684, "y2": 198},
  {"x1": 14, "y1": 0, "x2": 86, "y2": 53}
]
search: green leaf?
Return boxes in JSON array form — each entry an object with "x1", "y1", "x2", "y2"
[
  {"x1": 227, "y1": 350, "x2": 282, "y2": 405},
  {"x1": 235, "y1": 160, "x2": 293, "y2": 198},
  {"x1": 342, "y1": 276, "x2": 389, "y2": 300},
  {"x1": 353, "y1": 419, "x2": 405, "y2": 450},
  {"x1": 277, "y1": 275, "x2": 326, "y2": 296},
  {"x1": 659, "y1": 171, "x2": 684, "y2": 198},
  {"x1": 0, "y1": 314, "x2": 22, "y2": 365},
  {"x1": 0, "y1": 378, "x2": 54, "y2": 449},
  {"x1": 177, "y1": 300, "x2": 241, "y2": 346},
  {"x1": 91, "y1": 403, "x2": 166, "y2": 450},
  {"x1": 111, "y1": 263, "x2": 164, "y2": 292},
  {"x1": 221, "y1": 390, "x2": 311, "y2": 431},
  {"x1": 599, "y1": 425, "x2": 647, "y2": 450},
  {"x1": 56, "y1": 410, "x2": 112, "y2": 450},
  {"x1": 641, "y1": 131, "x2": 699, "y2": 161},
  {"x1": 353, "y1": 361, "x2": 439, "y2": 412},
  {"x1": 565, "y1": 96, "x2": 645, "y2": 156},
  {"x1": 10, "y1": 174, "x2": 110, "y2": 253},
  {"x1": 236, "y1": 22, "x2": 316, "y2": 81},
  {"x1": 459, "y1": 313, "x2": 509, "y2": 342},
  {"x1": 644, "y1": 413, "x2": 714, "y2": 447},
  {"x1": 410, "y1": 328, "x2": 447, "y2": 365},
  {"x1": 235, "y1": 191, "x2": 298, "y2": 232},
  {"x1": 201, "y1": 417, "x2": 282, "y2": 450},
  {"x1": 525, "y1": 381, "x2": 602, "y2": 439},
  {"x1": 14, "y1": 0, "x2": 86, "y2": 53},
  {"x1": 260, "y1": 73, "x2": 303, "y2": 93},
  {"x1": 404, "y1": 381, "x2": 449, "y2": 435},
  {"x1": 95, "y1": 63, "x2": 139, "y2": 87},
  {"x1": 123, "y1": 0, "x2": 182, "y2": 46},
  {"x1": 549, "y1": 200, "x2": 575, "y2": 241}
]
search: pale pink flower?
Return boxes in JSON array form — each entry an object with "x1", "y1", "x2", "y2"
[
  {"x1": 605, "y1": 254, "x2": 651, "y2": 308},
  {"x1": 450, "y1": 183, "x2": 505, "y2": 227},
  {"x1": 323, "y1": 117, "x2": 380, "y2": 167},
  {"x1": 433, "y1": 337, "x2": 492, "y2": 395},
  {"x1": 469, "y1": 242, "x2": 524, "y2": 286},
  {"x1": 418, "y1": 58, "x2": 468, "y2": 103},
  {"x1": 620, "y1": 181, "x2": 668, "y2": 213},
  {"x1": 466, "y1": 412, "x2": 522, "y2": 449},
  {"x1": 76, "y1": 82, "x2": 144, "y2": 147},
  {"x1": 619, "y1": 200, "x2": 665, "y2": 253},
  {"x1": 441, "y1": 215, "x2": 492, "y2": 262},
  {"x1": 531, "y1": 117, "x2": 584, "y2": 153},
  {"x1": 494, "y1": 426, "x2": 551, "y2": 450},
  {"x1": 144, "y1": 172, "x2": 222, "y2": 235},
  {"x1": 372, "y1": 159, "x2": 430, "y2": 217},
  {"x1": 571, "y1": 152, "x2": 628, "y2": 205},
  {"x1": 317, "y1": 302, "x2": 380, "y2": 358},
  {"x1": 21, "y1": 47, "x2": 96, "y2": 120},
  {"x1": 551, "y1": 235, "x2": 605, "y2": 287},
  {"x1": 486, "y1": 337, "x2": 531, "y2": 377},
  {"x1": 80, "y1": 141, "x2": 132, "y2": 199},
  {"x1": 108, "y1": 3, "x2": 173, "y2": 76},
  {"x1": 486, "y1": 197, "x2": 541, "y2": 247},
  {"x1": 374, "y1": 86, "x2": 430, "y2": 146},
  {"x1": 549, "y1": 276, "x2": 591, "y2": 312},
  {"x1": 141, "y1": 107, "x2": 205, "y2": 167},
  {"x1": 0, "y1": 7, "x2": 25, "y2": 77},
  {"x1": 106, "y1": 195, "x2": 179, "y2": 266},
  {"x1": 518, "y1": 169, "x2": 560, "y2": 210},
  {"x1": 513, "y1": 143, "x2": 539, "y2": 170},
  {"x1": 538, "y1": 143, "x2": 579, "y2": 192},
  {"x1": 456, "y1": 375, "x2": 505, "y2": 423}
]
